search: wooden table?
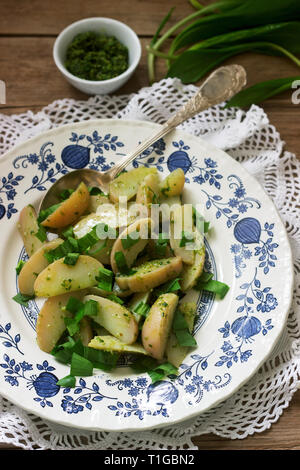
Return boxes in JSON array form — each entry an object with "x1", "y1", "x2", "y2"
[{"x1": 0, "y1": 0, "x2": 299, "y2": 451}]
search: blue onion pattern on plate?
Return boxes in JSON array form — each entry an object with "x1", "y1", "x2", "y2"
[{"x1": 0, "y1": 119, "x2": 293, "y2": 432}]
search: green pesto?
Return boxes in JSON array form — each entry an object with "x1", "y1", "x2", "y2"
[
  {"x1": 131, "y1": 258, "x2": 172, "y2": 277},
  {"x1": 65, "y1": 31, "x2": 128, "y2": 81}
]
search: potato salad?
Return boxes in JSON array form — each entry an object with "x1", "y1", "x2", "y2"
[{"x1": 14, "y1": 166, "x2": 229, "y2": 386}]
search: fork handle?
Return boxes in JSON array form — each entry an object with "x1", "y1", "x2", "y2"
[{"x1": 108, "y1": 64, "x2": 246, "y2": 179}]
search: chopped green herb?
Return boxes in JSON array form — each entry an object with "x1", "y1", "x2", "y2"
[
  {"x1": 107, "y1": 293, "x2": 124, "y2": 305},
  {"x1": 66, "y1": 297, "x2": 84, "y2": 314},
  {"x1": 121, "y1": 232, "x2": 140, "y2": 249},
  {"x1": 15, "y1": 260, "x2": 26, "y2": 275},
  {"x1": 172, "y1": 308, "x2": 197, "y2": 347},
  {"x1": 64, "y1": 298, "x2": 98, "y2": 336},
  {"x1": 34, "y1": 225, "x2": 47, "y2": 243},
  {"x1": 195, "y1": 272, "x2": 230, "y2": 299},
  {"x1": 63, "y1": 252, "x2": 80, "y2": 266},
  {"x1": 56, "y1": 374, "x2": 76, "y2": 388},
  {"x1": 51, "y1": 338, "x2": 84, "y2": 364},
  {"x1": 12, "y1": 292, "x2": 35, "y2": 307},
  {"x1": 197, "y1": 271, "x2": 214, "y2": 283},
  {"x1": 179, "y1": 231, "x2": 194, "y2": 247},
  {"x1": 38, "y1": 203, "x2": 61, "y2": 224},
  {"x1": 65, "y1": 32, "x2": 129, "y2": 81},
  {"x1": 62, "y1": 226, "x2": 74, "y2": 239},
  {"x1": 196, "y1": 278, "x2": 230, "y2": 299},
  {"x1": 114, "y1": 251, "x2": 130, "y2": 274},
  {"x1": 88, "y1": 186, "x2": 105, "y2": 196},
  {"x1": 148, "y1": 362, "x2": 178, "y2": 383},
  {"x1": 83, "y1": 346, "x2": 119, "y2": 371},
  {"x1": 131, "y1": 357, "x2": 178, "y2": 383},
  {"x1": 87, "y1": 239, "x2": 107, "y2": 256},
  {"x1": 133, "y1": 301, "x2": 150, "y2": 317},
  {"x1": 153, "y1": 231, "x2": 169, "y2": 257},
  {"x1": 83, "y1": 299, "x2": 98, "y2": 318},
  {"x1": 96, "y1": 267, "x2": 114, "y2": 292},
  {"x1": 154, "y1": 277, "x2": 181, "y2": 298},
  {"x1": 64, "y1": 315, "x2": 84, "y2": 337},
  {"x1": 44, "y1": 237, "x2": 80, "y2": 263},
  {"x1": 70, "y1": 352, "x2": 93, "y2": 377},
  {"x1": 59, "y1": 188, "x2": 74, "y2": 201}
]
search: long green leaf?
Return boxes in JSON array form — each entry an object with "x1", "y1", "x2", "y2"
[
  {"x1": 190, "y1": 22, "x2": 300, "y2": 53},
  {"x1": 150, "y1": 7, "x2": 175, "y2": 46},
  {"x1": 171, "y1": 0, "x2": 300, "y2": 52},
  {"x1": 225, "y1": 76, "x2": 300, "y2": 107},
  {"x1": 167, "y1": 40, "x2": 300, "y2": 83}
]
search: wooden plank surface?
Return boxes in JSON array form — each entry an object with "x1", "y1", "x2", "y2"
[{"x1": 0, "y1": 0, "x2": 299, "y2": 451}]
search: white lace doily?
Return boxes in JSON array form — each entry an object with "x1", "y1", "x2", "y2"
[{"x1": 0, "y1": 78, "x2": 299, "y2": 449}]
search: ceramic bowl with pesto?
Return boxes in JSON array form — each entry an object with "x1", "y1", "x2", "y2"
[{"x1": 53, "y1": 17, "x2": 141, "y2": 94}]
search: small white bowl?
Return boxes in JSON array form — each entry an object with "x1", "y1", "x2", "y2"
[{"x1": 53, "y1": 17, "x2": 142, "y2": 95}]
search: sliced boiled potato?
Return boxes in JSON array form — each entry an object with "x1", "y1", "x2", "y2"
[
  {"x1": 89, "y1": 194, "x2": 109, "y2": 213},
  {"x1": 73, "y1": 202, "x2": 136, "y2": 239},
  {"x1": 18, "y1": 205, "x2": 45, "y2": 257},
  {"x1": 142, "y1": 293, "x2": 179, "y2": 360},
  {"x1": 166, "y1": 302, "x2": 197, "y2": 368},
  {"x1": 88, "y1": 238, "x2": 115, "y2": 265},
  {"x1": 83, "y1": 294, "x2": 138, "y2": 345},
  {"x1": 109, "y1": 167, "x2": 157, "y2": 203},
  {"x1": 180, "y1": 232, "x2": 205, "y2": 292},
  {"x1": 18, "y1": 237, "x2": 64, "y2": 295},
  {"x1": 34, "y1": 255, "x2": 103, "y2": 297},
  {"x1": 110, "y1": 217, "x2": 152, "y2": 273},
  {"x1": 160, "y1": 195, "x2": 181, "y2": 207},
  {"x1": 41, "y1": 182, "x2": 90, "y2": 229},
  {"x1": 116, "y1": 256, "x2": 183, "y2": 292},
  {"x1": 36, "y1": 291, "x2": 85, "y2": 353},
  {"x1": 170, "y1": 204, "x2": 195, "y2": 265},
  {"x1": 89, "y1": 335, "x2": 148, "y2": 355},
  {"x1": 136, "y1": 173, "x2": 160, "y2": 211},
  {"x1": 160, "y1": 169, "x2": 185, "y2": 197},
  {"x1": 146, "y1": 238, "x2": 173, "y2": 260}
]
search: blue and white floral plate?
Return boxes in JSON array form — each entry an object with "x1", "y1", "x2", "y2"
[{"x1": 0, "y1": 119, "x2": 293, "y2": 431}]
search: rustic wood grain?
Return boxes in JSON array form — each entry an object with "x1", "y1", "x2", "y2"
[{"x1": 0, "y1": 0, "x2": 299, "y2": 451}]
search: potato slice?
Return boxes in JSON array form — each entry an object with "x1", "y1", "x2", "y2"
[
  {"x1": 18, "y1": 205, "x2": 45, "y2": 257},
  {"x1": 160, "y1": 169, "x2": 185, "y2": 197},
  {"x1": 136, "y1": 173, "x2": 160, "y2": 212},
  {"x1": 73, "y1": 202, "x2": 136, "y2": 239},
  {"x1": 89, "y1": 194, "x2": 109, "y2": 213},
  {"x1": 41, "y1": 182, "x2": 90, "y2": 228},
  {"x1": 88, "y1": 238, "x2": 115, "y2": 265},
  {"x1": 142, "y1": 293, "x2": 179, "y2": 360},
  {"x1": 160, "y1": 195, "x2": 181, "y2": 207},
  {"x1": 83, "y1": 294, "x2": 138, "y2": 345},
  {"x1": 109, "y1": 167, "x2": 157, "y2": 203},
  {"x1": 89, "y1": 335, "x2": 148, "y2": 355},
  {"x1": 166, "y1": 302, "x2": 197, "y2": 368},
  {"x1": 170, "y1": 204, "x2": 195, "y2": 265},
  {"x1": 116, "y1": 256, "x2": 183, "y2": 292},
  {"x1": 34, "y1": 255, "x2": 103, "y2": 297},
  {"x1": 110, "y1": 217, "x2": 152, "y2": 273},
  {"x1": 18, "y1": 237, "x2": 64, "y2": 295},
  {"x1": 36, "y1": 291, "x2": 85, "y2": 353},
  {"x1": 180, "y1": 232, "x2": 205, "y2": 292}
]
